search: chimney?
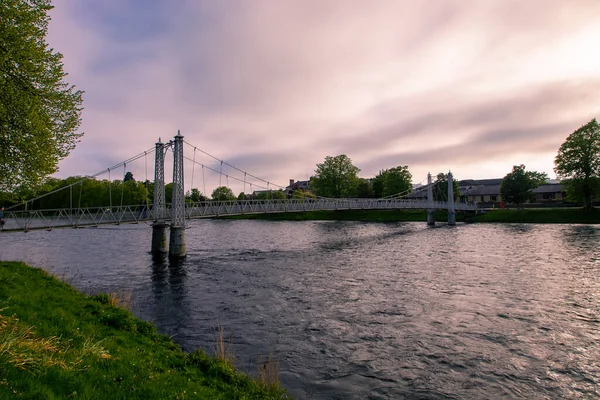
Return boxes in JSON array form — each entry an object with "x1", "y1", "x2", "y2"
[{"x1": 289, "y1": 179, "x2": 294, "y2": 186}]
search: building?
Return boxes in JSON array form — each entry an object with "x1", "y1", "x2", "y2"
[
  {"x1": 459, "y1": 179, "x2": 503, "y2": 203},
  {"x1": 460, "y1": 179, "x2": 565, "y2": 204},
  {"x1": 532, "y1": 184, "x2": 566, "y2": 202},
  {"x1": 404, "y1": 178, "x2": 565, "y2": 204},
  {"x1": 285, "y1": 179, "x2": 310, "y2": 197}
]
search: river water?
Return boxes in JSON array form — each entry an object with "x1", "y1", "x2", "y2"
[{"x1": 1, "y1": 220, "x2": 599, "y2": 399}]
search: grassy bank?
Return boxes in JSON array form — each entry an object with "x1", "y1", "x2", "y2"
[
  {"x1": 221, "y1": 208, "x2": 600, "y2": 224},
  {"x1": 472, "y1": 207, "x2": 600, "y2": 224},
  {"x1": 0, "y1": 261, "x2": 286, "y2": 399}
]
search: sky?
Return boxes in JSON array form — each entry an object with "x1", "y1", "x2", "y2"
[{"x1": 47, "y1": 0, "x2": 600, "y2": 194}]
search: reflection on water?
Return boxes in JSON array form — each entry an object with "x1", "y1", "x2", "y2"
[
  {"x1": 563, "y1": 225, "x2": 600, "y2": 248},
  {"x1": 149, "y1": 255, "x2": 189, "y2": 339},
  {"x1": 1, "y1": 221, "x2": 600, "y2": 399}
]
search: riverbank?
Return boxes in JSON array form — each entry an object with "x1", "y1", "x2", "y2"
[
  {"x1": 221, "y1": 209, "x2": 452, "y2": 222},
  {"x1": 220, "y1": 208, "x2": 600, "y2": 224},
  {"x1": 0, "y1": 261, "x2": 287, "y2": 399}
]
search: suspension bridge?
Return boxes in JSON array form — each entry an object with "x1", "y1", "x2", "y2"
[{"x1": 1, "y1": 132, "x2": 477, "y2": 258}]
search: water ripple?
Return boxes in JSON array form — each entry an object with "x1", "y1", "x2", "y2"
[{"x1": 2, "y1": 221, "x2": 600, "y2": 398}]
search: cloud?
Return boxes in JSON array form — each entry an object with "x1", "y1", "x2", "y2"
[
  {"x1": 334, "y1": 78, "x2": 600, "y2": 170},
  {"x1": 361, "y1": 120, "x2": 577, "y2": 173},
  {"x1": 46, "y1": 0, "x2": 600, "y2": 190}
]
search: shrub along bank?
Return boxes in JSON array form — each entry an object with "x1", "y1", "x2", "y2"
[
  {"x1": 0, "y1": 261, "x2": 287, "y2": 399},
  {"x1": 220, "y1": 209, "x2": 454, "y2": 222}
]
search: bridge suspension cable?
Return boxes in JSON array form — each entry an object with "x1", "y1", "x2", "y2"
[
  {"x1": 120, "y1": 163, "x2": 126, "y2": 208},
  {"x1": 182, "y1": 155, "x2": 275, "y2": 192},
  {"x1": 144, "y1": 151, "x2": 148, "y2": 183},
  {"x1": 78, "y1": 181, "x2": 83, "y2": 209},
  {"x1": 191, "y1": 147, "x2": 197, "y2": 193},
  {"x1": 379, "y1": 176, "x2": 428, "y2": 200},
  {"x1": 183, "y1": 140, "x2": 287, "y2": 191},
  {"x1": 173, "y1": 141, "x2": 439, "y2": 203},
  {"x1": 181, "y1": 140, "x2": 376, "y2": 201},
  {"x1": 202, "y1": 165, "x2": 206, "y2": 196},
  {"x1": 433, "y1": 178, "x2": 447, "y2": 202},
  {"x1": 108, "y1": 168, "x2": 112, "y2": 210}
]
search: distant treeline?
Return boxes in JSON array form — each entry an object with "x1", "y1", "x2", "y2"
[
  {"x1": 0, "y1": 175, "x2": 304, "y2": 210},
  {"x1": 0, "y1": 175, "x2": 174, "y2": 210}
]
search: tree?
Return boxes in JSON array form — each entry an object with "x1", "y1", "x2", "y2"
[
  {"x1": 165, "y1": 183, "x2": 173, "y2": 204},
  {"x1": 21, "y1": 175, "x2": 149, "y2": 209},
  {"x1": 561, "y1": 178, "x2": 600, "y2": 205},
  {"x1": 372, "y1": 171, "x2": 385, "y2": 198},
  {"x1": 254, "y1": 190, "x2": 286, "y2": 200},
  {"x1": 433, "y1": 173, "x2": 460, "y2": 202},
  {"x1": 372, "y1": 167, "x2": 412, "y2": 198},
  {"x1": 0, "y1": 1, "x2": 84, "y2": 191},
  {"x1": 356, "y1": 178, "x2": 373, "y2": 198},
  {"x1": 310, "y1": 155, "x2": 360, "y2": 198},
  {"x1": 186, "y1": 188, "x2": 206, "y2": 203},
  {"x1": 385, "y1": 166, "x2": 412, "y2": 197},
  {"x1": 124, "y1": 172, "x2": 135, "y2": 182},
  {"x1": 554, "y1": 119, "x2": 600, "y2": 210},
  {"x1": 500, "y1": 165, "x2": 548, "y2": 209},
  {"x1": 122, "y1": 180, "x2": 148, "y2": 205},
  {"x1": 290, "y1": 190, "x2": 315, "y2": 200},
  {"x1": 381, "y1": 166, "x2": 412, "y2": 197},
  {"x1": 144, "y1": 180, "x2": 153, "y2": 203},
  {"x1": 211, "y1": 186, "x2": 235, "y2": 201}
]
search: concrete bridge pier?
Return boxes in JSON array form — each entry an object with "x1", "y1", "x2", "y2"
[
  {"x1": 448, "y1": 171, "x2": 456, "y2": 226},
  {"x1": 169, "y1": 227, "x2": 186, "y2": 258},
  {"x1": 151, "y1": 223, "x2": 167, "y2": 254},
  {"x1": 448, "y1": 210, "x2": 456, "y2": 225},
  {"x1": 427, "y1": 172, "x2": 435, "y2": 226},
  {"x1": 427, "y1": 210, "x2": 435, "y2": 226}
]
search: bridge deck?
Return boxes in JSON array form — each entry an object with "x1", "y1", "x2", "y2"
[{"x1": 0, "y1": 198, "x2": 477, "y2": 232}]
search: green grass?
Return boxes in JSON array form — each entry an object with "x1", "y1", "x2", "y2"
[
  {"x1": 0, "y1": 261, "x2": 288, "y2": 399},
  {"x1": 472, "y1": 207, "x2": 600, "y2": 224}
]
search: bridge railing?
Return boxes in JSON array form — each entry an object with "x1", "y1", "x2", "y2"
[
  {"x1": 1, "y1": 205, "x2": 162, "y2": 232},
  {"x1": 1, "y1": 198, "x2": 477, "y2": 231},
  {"x1": 183, "y1": 198, "x2": 477, "y2": 218}
]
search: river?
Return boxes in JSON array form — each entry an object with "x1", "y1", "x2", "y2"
[{"x1": 1, "y1": 220, "x2": 599, "y2": 399}]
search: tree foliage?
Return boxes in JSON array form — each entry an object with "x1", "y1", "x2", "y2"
[
  {"x1": 371, "y1": 173, "x2": 385, "y2": 198},
  {"x1": 291, "y1": 190, "x2": 316, "y2": 200},
  {"x1": 356, "y1": 178, "x2": 373, "y2": 198},
  {"x1": 554, "y1": 119, "x2": 600, "y2": 210},
  {"x1": 0, "y1": 0, "x2": 84, "y2": 191},
  {"x1": 433, "y1": 173, "x2": 460, "y2": 202},
  {"x1": 560, "y1": 177, "x2": 600, "y2": 204},
  {"x1": 254, "y1": 190, "x2": 286, "y2": 200},
  {"x1": 500, "y1": 165, "x2": 548, "y2": 208},
  {"x1": 8, "y1": 176, "x2": 149, "y2": 209},
  {"x1": 211, "y1": 186, "x2": 235, "y2": 201},
  {"x1": 186, "y1": 188, "x2": 207, "y2": 202},
  {"x1": 373, "y1": 166, "x2": 412, "y2": 198},
  {"x1": 124, "y1": 172, "x2": 135, "y2": 182},
  {"x1": 165, "y1": 183, "x2": 173, "y2": 204},
  {"x1": 310, "y1": 155, "x2": 360, "y2": 198}
]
